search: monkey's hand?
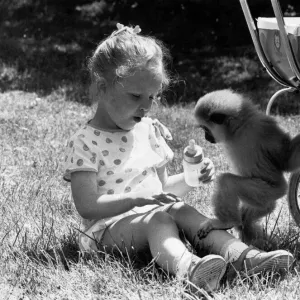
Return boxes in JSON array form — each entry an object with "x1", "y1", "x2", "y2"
[
  {"x1": 198, "y1": 157, "x2": 215, "y2": 184},
  {"x1": 197, "y1": 218, "x2": 236, "y2": 239}
]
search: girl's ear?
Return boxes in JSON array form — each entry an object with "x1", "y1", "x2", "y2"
[
  {"x1": 89, "y1": 80, "x2": 106, "y2": 102},
  {"x1": 210, "y1": 113, "x2": 227, "y2": 125},
  {"x1": 96, "y1": 78, "x2": 107, "y2": 94}
]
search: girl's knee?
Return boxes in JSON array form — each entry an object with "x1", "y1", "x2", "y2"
[
  {"x1": 169, "y1": 202, "x2": 193, "y2": 215},
  {"x1": 168, "y1": 202, "x2": 208, "y2": 224},
  {"x1": 148, "y1": 211, "x2": 175, "y2": 226}
]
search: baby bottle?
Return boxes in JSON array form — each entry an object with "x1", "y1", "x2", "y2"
[{"x1": 183, "y1": 139, "x2": 205, "y2": 187}]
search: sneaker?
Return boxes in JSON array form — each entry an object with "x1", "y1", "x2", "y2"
[
  {"x1": 188, "y1": 254, "x2": 227, "y2": 292},
  {"x1": 244, "y1": 249, "x2": 294, "y2": 275}
]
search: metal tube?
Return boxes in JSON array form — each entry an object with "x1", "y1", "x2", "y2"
[{"x1": 266, "y1": 87, "x2": 295, "y2": 115}]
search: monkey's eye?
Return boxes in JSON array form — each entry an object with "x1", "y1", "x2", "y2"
[{"x1": 210, "y1": 113, "x2": 227, "y2": 125}]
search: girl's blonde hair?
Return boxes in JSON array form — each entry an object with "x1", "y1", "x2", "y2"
[{"x1": 88, "y1": 25, "x2": 171, "y2": 96}]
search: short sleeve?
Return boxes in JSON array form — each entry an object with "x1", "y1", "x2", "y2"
[
  {"x1": 147, "y1": 118, "x2": 174, "y2": 168},
  {"x1": 63, "y1": 131, "x2": 100, "y2": 182}
]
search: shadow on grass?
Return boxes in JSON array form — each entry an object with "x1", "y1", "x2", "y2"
[
  {"x1": 1, "y1": 1, "x2": 300, "y2": 114},
  {"x1": 23, "y1": 231, "x2": 81, "y2": 271},
  {"x1": 0, "y1": 1, "x2": 115, "y2": 104}
]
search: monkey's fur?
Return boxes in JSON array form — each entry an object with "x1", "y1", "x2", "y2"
[{"x1": 195, "y1": 89, "x2": 300, "y2": 244}]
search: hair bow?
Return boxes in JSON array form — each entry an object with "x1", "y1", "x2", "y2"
[{"x1": 111, "y1": 23, "x2": 142, "y2": 37}]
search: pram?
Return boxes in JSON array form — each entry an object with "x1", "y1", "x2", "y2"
[{"x1": 240, "y1": 0, "x2": 300, "y2": 226}]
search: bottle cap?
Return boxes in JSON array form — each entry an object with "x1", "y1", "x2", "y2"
[{"x1": 183, "y1": 139, "x2": 204, "y2": 164}]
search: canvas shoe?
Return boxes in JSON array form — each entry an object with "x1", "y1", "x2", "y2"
[
  {"x1": 188, "y1": 254, "x2": 227, "y2": 292},
  {"x1": 244, "y1": 249, "x2": 294, "y2": 275},
  {"x1": 227, "y1": 247, "x2": 294, "y2": 279}
]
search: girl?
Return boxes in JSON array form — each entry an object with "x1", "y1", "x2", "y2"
[{"x1": 63, "y1": 24, "x2": 293, "y2": 292}]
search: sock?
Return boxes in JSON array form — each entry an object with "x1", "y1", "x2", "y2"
[
  {"x1": 219, "y1": 238, "x2": 259, "y2": 263},
  {"x1": 176, "y1": 251, "x2": 200, "y2": 279}
]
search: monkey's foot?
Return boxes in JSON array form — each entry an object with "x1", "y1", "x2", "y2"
[{"x1": 197, "y1": 218, "x2": 236, "y2": 239}]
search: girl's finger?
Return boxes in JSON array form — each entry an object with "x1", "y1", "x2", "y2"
[
  {"x1": 165, "y1": 193, "x2": 181, "y2": 201},
  {"x1": 163, "y1": 193, "x2": 182, "y2": 202},
  {"x1": 149, "y1": 198, "x2": 164, "y2": 206},
  {"x1": 153, "y1": 195, "x2": 175, "y2": 204}
]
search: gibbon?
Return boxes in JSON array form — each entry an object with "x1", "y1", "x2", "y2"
[{"x1": 194, "y1": 89, "x2": 300, "y2": 244}]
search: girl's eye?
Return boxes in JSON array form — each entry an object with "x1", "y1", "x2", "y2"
[{"x1": 131, "y1": 94, "x2": 140, "y2": 99}]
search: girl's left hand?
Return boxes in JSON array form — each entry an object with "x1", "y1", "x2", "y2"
[
  {"x1": 198, "y1": 157, "x2": 215, "y2": 184},
  {"x1": 152, "y1": 192, "x2": 182, "y2": 204}
]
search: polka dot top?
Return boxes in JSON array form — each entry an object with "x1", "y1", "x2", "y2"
[{"x1": 63, "y1": 117, "x2": 174, "y2": 223}]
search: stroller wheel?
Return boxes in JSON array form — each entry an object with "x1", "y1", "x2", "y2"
[{"x1": 288, "y1": 171, "x2": 300, "y2": 227}]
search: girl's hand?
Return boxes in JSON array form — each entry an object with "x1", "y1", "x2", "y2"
[
  {"x1": 132, "y1": 193, "x2": 182, "y2": 207},
  {"x1": 198, "y1": 157, "x2": 215, "y2": 184}
]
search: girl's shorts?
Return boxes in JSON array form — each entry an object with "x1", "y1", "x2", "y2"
[{"x1": 78, "y1": 202, "x2": 176, "y2": 252}]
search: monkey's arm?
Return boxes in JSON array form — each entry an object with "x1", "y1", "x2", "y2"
[
  {"x1": 197, "y1": 218, "x2": 235, "y2": 239},
  {"x1": 285, "y1": 134, "x2": 300, "y2": 173},
  {"x1": 197, "y1": 172, "x2": 287, "y2": 239},
  {"x1": 197, "y1": 173, "x2": 242, "y2": 239}
]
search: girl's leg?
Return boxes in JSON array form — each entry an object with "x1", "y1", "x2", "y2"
[
  {"x1": 167, "y1": 202, "x2": 240, "y2": 254},
  {"x1": 168, "y1": 202, "x2": 294, "y2": 275},
  {"x1": 101, "y1": 210, "x2": 193, "y2": 274},
  {"x1": 100, "y1": 210, "x2": 226, "y2": 290}
]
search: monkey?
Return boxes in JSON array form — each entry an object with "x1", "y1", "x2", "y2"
[{"x1": 194, "y1": 89, "x2": 300, "y2": 245}]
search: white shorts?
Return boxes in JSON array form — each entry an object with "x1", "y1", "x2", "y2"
[{"x1": 78, "y1": 203, "x2": 176, "y2": 252}]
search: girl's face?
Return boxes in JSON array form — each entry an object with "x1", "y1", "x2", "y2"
[{"x1": 100, "y1": 67, "x2": 163, "y2": 131}]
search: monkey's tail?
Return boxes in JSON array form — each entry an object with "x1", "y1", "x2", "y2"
[{"x1": 284, "y1": 134, "x2": 300, "y2": 173}]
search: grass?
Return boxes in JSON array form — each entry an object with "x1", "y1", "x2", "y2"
[{"x1": 1, "y1": 89, "x2": 300, "y2": 299}]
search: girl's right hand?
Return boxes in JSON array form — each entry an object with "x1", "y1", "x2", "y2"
[{"x1": 132, "y1": 192, "x2": 182, "y2": 207}]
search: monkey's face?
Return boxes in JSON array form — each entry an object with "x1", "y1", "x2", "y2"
[
  {"x1": 194, "y1": 89, "x2": 245, "y2": 144},
  {"x1": 195, "y1": 106, "x2": 229, "y2": 144},
  {"x1": 196, "y1": 116, "x2": 228, "y2": 144}
]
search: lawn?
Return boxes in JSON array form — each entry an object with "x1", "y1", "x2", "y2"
[{"x1": 1, "y1": 89, "x2": 300, "y2": 300}]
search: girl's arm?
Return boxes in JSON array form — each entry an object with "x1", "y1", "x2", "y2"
[
  {"x1": 71, "y1": 171, "x2": 176, "y2": 220},
  {"x1": 156, "y1": 166, "x2": 193, "y2": 198},
  {"x1": 157, "y1": 157, "x2": 216, "y2": 198}
]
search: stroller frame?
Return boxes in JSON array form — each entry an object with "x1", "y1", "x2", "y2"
[{"x1": 240, "y1": 0, "x2": 300, "y2": 226}]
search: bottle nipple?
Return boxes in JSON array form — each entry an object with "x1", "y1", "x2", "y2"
[{"x1": 187, "y1": 139, "x2": 197, "y2": 155}]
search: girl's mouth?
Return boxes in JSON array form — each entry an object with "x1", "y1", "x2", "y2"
[{"x1": 133, "y1": 116, "x2": 142, "y2": 123}]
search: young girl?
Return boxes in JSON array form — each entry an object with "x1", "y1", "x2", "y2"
[{"x1": 63, "y1": 23, "x2": 294, "y2": 292}]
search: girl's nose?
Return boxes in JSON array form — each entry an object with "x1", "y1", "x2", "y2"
[{"x1": 140, "y1": 97, "x2": 152, "y2": 112}]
